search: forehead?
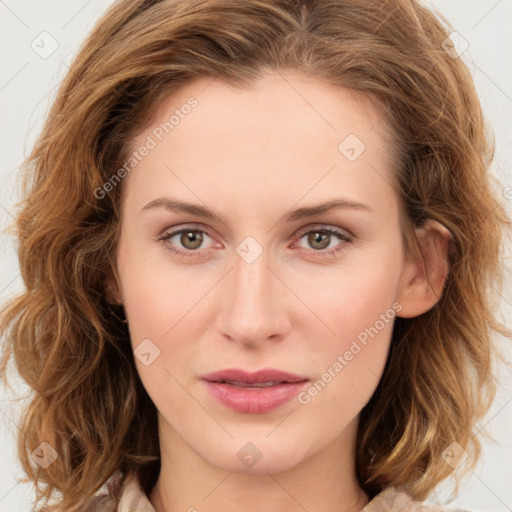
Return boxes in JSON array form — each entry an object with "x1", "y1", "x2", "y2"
[
  {"x1": 123, "y1": 71, "x2": 398, "y2": 221},
  {"x1": 131, "y1": 70, "x2": 391, "y2": 155}
]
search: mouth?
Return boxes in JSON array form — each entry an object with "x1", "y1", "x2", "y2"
[
  {"x1": 201, "y1": 368, "x2": 309, "y2": 386},
  {"x1": 201, "y1": 368, "x2": 310, "y2": 414},
  {"x1": 211, "y1": 380, "x2": 298, "y2": 388}
]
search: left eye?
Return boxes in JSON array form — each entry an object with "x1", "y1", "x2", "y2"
[
  {"x1": 294, "y1": 227, "x2": 353, "y2": 255},
  {"x1": 158, "y1": 225, "x2": 353, "y2": 258}
]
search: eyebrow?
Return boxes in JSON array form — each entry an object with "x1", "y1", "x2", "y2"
[{"x1": 140, "y1": 197, "x2": 373, "y2": 225}]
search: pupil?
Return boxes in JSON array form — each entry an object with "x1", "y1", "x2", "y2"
[
  {"x1": 183, "y1": 231, "x2": 203, "y2": 249},
  {"x1": 309, "y1": 231, "x2": 329, "y2": 250}
]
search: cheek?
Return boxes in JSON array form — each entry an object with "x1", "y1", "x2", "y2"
[
  {"x1": 123, "y1": 274, "x2": 204, "y2": 377},
  {"x1": 298, "y1": 294, "x2": 396, "y2": 423},
  {"x1": 123, "y1": 275, "x2": 201, "y2": 420},
  {"x1": 118, "y1": 235, "x2": 206, "y2": 335},
  {"x1": 118, "y1": 247, "x2": 212, "y2": 385},
  {"x1": 299, "y1": 249, "x2": 401, "y2": 343},
  {"x1": 294, "y1": 250, "x2": 400, "y2": 405}
]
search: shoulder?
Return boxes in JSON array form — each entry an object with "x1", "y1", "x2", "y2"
[
  {"x1": 363, "y1": 487, "x2": 471, "y2": 512},
  {"x1": 76, "y1": 469, "x2": 156, "y2": 512}
]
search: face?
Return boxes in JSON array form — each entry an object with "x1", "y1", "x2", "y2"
[{"x1": 108, "y1": 71, "x2": 418, "y2": 474}]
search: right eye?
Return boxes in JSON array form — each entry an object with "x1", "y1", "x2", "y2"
[{"x1": 158, "y1": 226, "x2": 219, "y2": 258}]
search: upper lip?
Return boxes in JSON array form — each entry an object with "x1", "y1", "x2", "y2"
[{"x1": 201, "y1": 368, "x2": 309, "y2": 384}]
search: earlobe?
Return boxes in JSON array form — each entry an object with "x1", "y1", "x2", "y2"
[
  {"x1": 104, "y1": 273, "x2": 122, "y2": 305},
  {"x1": 396, "y1": 219, "x2": 453, "y2": 319}
]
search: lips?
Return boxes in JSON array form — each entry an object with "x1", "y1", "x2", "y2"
[
  {"x1": 201, "y1": 368, "x2": 309, "y2": 386},
  {"x1": 201, "y1": 368, "x2": 310, "y2": 413}
]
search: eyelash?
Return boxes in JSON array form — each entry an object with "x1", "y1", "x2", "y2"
[{"x1": 157, "y1": 225, "x2": 354, "y2": 259}]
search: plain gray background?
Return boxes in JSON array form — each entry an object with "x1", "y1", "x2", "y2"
[{"x1": 0, "y1": 1, "x2": 511, "y2": 511}]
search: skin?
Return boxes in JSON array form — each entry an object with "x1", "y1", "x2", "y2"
[{"x1": 105, "y1": 71, "x2": 451, "y2": 512}]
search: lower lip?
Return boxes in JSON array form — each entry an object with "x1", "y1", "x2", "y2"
[{"x1": 203, "y1": 380, "x2": 309, "y2": 414}]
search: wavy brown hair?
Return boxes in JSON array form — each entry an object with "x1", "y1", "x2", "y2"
[{"x1": 1, "y1": 0, "x2": 510, "y2": 510}]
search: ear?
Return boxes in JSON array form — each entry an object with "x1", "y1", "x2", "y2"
[
  {"x1": 396, "y1": 218, "x2": 453, "y2": 318},
  {"x1": 104, "y1": 271, "x2": 122, "y2": 306}
]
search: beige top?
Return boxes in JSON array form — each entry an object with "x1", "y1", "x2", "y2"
[{"x1": 79, "y1": 470, "x2": 470, "y2": 512}]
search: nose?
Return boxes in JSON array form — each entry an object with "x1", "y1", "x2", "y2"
[{"x1": 216, "y1": 249, "x2": 292, "y2": 347}]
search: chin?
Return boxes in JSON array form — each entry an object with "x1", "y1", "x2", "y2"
[{"x1": 200, "y1": 436, "x2": 309, "y2": 475}]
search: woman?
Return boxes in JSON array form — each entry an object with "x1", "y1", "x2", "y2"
[{"x1": 1, "y1": 0, "x2": 509, "y2": 511}]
